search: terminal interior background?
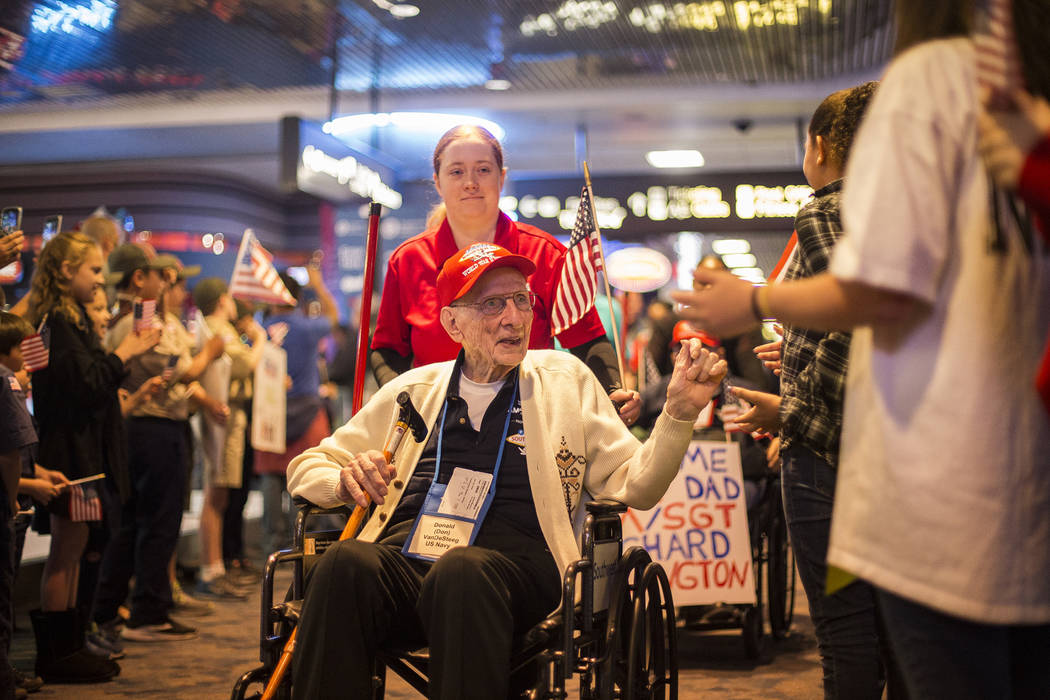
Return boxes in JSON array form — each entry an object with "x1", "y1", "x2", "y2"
[{"x1": 0, "y1": 0, "x2": 893, "y2": 308}]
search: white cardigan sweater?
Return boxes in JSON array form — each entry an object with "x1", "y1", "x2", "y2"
[{"x1": 287, "y1": 350, "x2": 694, "y2": 576}]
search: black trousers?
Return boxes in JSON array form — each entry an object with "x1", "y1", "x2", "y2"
[
  {"x1": 291, "y1": 519, "x2": 560, "y2": 700},
  {"x1": 95, "y1": 417, "x2": 188, "y2": 626}
]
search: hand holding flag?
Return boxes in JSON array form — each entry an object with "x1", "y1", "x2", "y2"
[
  {"x1": 133, "y1": 299, "x2": 156, "y2": 333},
  {"x1": 20, "y1": 322, "x2": 50, "y2": 373}
]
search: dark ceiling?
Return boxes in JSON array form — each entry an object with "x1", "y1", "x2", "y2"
[{"x1": 0, "y1": 0, "x2": 894, "y2": 107}]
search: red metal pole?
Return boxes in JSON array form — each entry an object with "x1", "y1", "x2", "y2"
[{"x1": 351, "y1": 202, "x2": 382, "y2": 416}]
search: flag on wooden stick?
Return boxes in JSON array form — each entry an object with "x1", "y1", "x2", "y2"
[
  {"x1": 551, "y1": 185, "x2": 605, "y2": 336},
  {"x1": 20, "y1": 322, "x2": 49, "y2": 372}
]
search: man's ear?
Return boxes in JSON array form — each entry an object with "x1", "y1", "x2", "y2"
[
  {"x1": 440, "y1": 306, "x2": 463, "y2": 343},
  {"x1": 131, "y1": 268, "x2": 146, "y2": 289},
  {"x1": 815, "y1": 134, "x2": 828, "y2": 166}
]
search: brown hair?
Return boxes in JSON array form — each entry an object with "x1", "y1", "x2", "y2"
[
  {"x1": 428, "y1": 125, "x2": 506, "y2": 230},
  {"x1": 432, "y1": 124, "x2": 504, "y2": 175},
  {"x1": 894, "y1": 0, "x2": 975, "y2": 55},
  {"x1": 25, "y1": 232, "x2": 97, "y2": 329},
  {"x1": 809, "y1": 81, "x2": 879, "y2": 168},
  {"x1": 0, "y1": 311, "x2": 34, "y2": 356},
  {"x1": 1014, "y1": 0, "x2": 1050, "y2": 100}
]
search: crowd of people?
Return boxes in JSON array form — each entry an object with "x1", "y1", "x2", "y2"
[
  {"x1": 1, "y1": 1, "x2": 1049, "y2": 699},
  {"x1": 0, "y1": 213, "x2": 350, "y2": 697}
]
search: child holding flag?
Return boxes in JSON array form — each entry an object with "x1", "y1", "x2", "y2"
[{"x1": 24, "y1": 233, "x2": 159, "y2": 683}]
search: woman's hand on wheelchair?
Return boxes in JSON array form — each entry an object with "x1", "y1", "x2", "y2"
[{"x1": 336, "y1": 450, "x2": 395, "y2": 508}]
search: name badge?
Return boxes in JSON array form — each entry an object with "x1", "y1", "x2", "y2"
[{"x1": 403, "y1": 467, "x2": 493, "y2": 562}]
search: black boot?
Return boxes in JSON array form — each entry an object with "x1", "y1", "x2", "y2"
[{"x1": 29, "y1": 610, "x2": 119, "y2": 683}]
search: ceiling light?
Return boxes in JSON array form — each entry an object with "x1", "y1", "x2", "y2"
[
  {"x1": 371, "y1": 0, "x2": 419, "y2": 18},
  {"x1": 484, "y1": 79, "x2": 512, "y2": 91},
  {"x1": 722, "y1": 253, "x2": 757, "y2": 269},
  {"x1": 388, "y1": 4, "x2": 419, "y2": 18},
  {"x1": 711, "y1": 239, "x2": 750, "y2": 255},
  {"x1": 732, "y1": 267, "x2": 766, "y2": 282},
  {"x1": 645, "y1": 149, "x2": 705, "y2": 169},
  {"x1": 325, "y1": 112, "x2": 505, "y2": 140}
]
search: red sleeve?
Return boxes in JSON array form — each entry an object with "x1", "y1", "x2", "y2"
[
  {"x1": 1019, "y1": 136, "x2": 1050, "y2": 240},
  {"x1": 370, "y1": 254, "x2": 411, "y2": 356}
]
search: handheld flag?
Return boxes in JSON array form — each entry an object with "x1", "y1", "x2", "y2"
[
  {"x1": 133, "y1": 299, "x2": 156, "y2": 332},
  {"x1": 70, "y1": 484, "x2": 103, "y2": 522},
  {"x1": 20, "y1": 321, "x2": 50, "y2": 373},
  {"x1": 976, "y1": 0, "x2": 1024, "y2": 107},
  {"x1": 229, "y1": 229, "x2": 297, "y2": 306},
  {"x1": 161, "y1": 354, "x2": 179, "y2": 383},
  {"x1": 551, "y1": 185, "x2": 605, "y2": 336}
]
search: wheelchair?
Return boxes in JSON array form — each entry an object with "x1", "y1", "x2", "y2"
[
  {"x1": 232, "y1": 498, "x2": 680, "y2": 699},
  {"x1": 678, "y1": 472, "x2": 796, "y2": 659}
]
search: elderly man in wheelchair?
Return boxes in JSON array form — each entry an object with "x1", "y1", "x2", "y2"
[{"x1": 284, "y1": 243, "x2": 727, "y2": 699}]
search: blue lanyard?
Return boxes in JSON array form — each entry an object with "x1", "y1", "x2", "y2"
[{"x1": 432, "y1": 375, "x2": 519, "y2": 495}]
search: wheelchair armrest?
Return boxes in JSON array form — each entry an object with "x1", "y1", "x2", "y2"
[
  {"x1": 292, "y1": 496, "x2": 351, "y2": 517},
  {"x1": 585, "y1": 499, "x2": 627, "y2": 516}
]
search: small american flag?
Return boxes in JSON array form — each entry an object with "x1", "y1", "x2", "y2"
[
  {"x1": 551, "y1": 185, "x2": 605, "y2": 335},
  {"x1": 20, "y1": 323, "x2": 50, "y2": 372},
  {"x1": 161, "y1": 354, "x2": 179, "y2": 382},
  {"x1": 229, "y1": 229, "x2": 296, "y2": 306},
  {"x1": 976, "y1": 0, "x2": 1024, "y2": 107},
  {"x1": 70, "y1": 484, "x2": 102, "y2": 522},
  {"x1": 133, "y1": 299, "x2": 156, "y2": 333}
]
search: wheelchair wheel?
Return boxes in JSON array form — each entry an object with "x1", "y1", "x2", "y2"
[
  {"x1": 767, "y1": 504, "x2": 796, "y2": 640},
  {"x1": 230, "y1": 665, "x2": 269, "y2": 700},
  {"x1": 595, "y1": 547, "x2": 652, "y2": 699},
  {"x1": 625, "y1": 562, "x2": 678, "y2": 700}
]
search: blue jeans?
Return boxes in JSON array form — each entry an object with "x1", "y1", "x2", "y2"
[
  {"x1": 877, "y1": 589, "x2": 1050, "y2": 700},
  {"x1": 780, "y1": 444, "x2": 885, "y2": 700},
  {"x1": 95, "y1": 418, "x2": 188, "y2": 626}
]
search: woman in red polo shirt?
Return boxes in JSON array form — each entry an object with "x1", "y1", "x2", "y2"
[{"x1": 370, "y1": 125, "x2": 639, "y2": 422}]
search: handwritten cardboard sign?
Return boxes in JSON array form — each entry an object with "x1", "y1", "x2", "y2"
[
  {"x1": 621, "y1": 441, "x2": 756, "y2": 606},
  {"x1": 252, "y1": 342, "x2": 287, "y2": 453}
]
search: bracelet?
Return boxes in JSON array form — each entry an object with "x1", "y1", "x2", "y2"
[{"x1": 751, "y1": 285, "x2": 773, "y2": 321}]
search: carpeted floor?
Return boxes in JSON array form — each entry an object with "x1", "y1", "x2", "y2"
[{"x1": 10, "y1": 568, "x2": 823, "y2": 699}]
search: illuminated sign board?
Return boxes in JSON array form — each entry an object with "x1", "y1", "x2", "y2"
[
  {"x1": 503, "y1": 173, "x2": 811, "y2": 237},
  {"x1": 279, "y1": 117, "x2": 402, "y2": 209}
]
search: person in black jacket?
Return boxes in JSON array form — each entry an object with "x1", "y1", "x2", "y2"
[{"x1": 24, "y1": 233, "x2": 158, "y2": 683}]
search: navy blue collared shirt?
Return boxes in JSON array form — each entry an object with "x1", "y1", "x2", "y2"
[{"x1": 389, "y1": 354, "x2": 542, "y2": 542}]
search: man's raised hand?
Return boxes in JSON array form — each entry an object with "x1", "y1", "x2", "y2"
[{"x1": 663, "y1": 339, "x2": 728, "y2": 421}]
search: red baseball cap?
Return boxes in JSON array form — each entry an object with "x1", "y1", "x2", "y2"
[
  {"x1": 437, "y1": 242, "x2": 536, "y2": 307},
  {"x1": 672, "y1": 321, "x2": 720, "y2": 348}
]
